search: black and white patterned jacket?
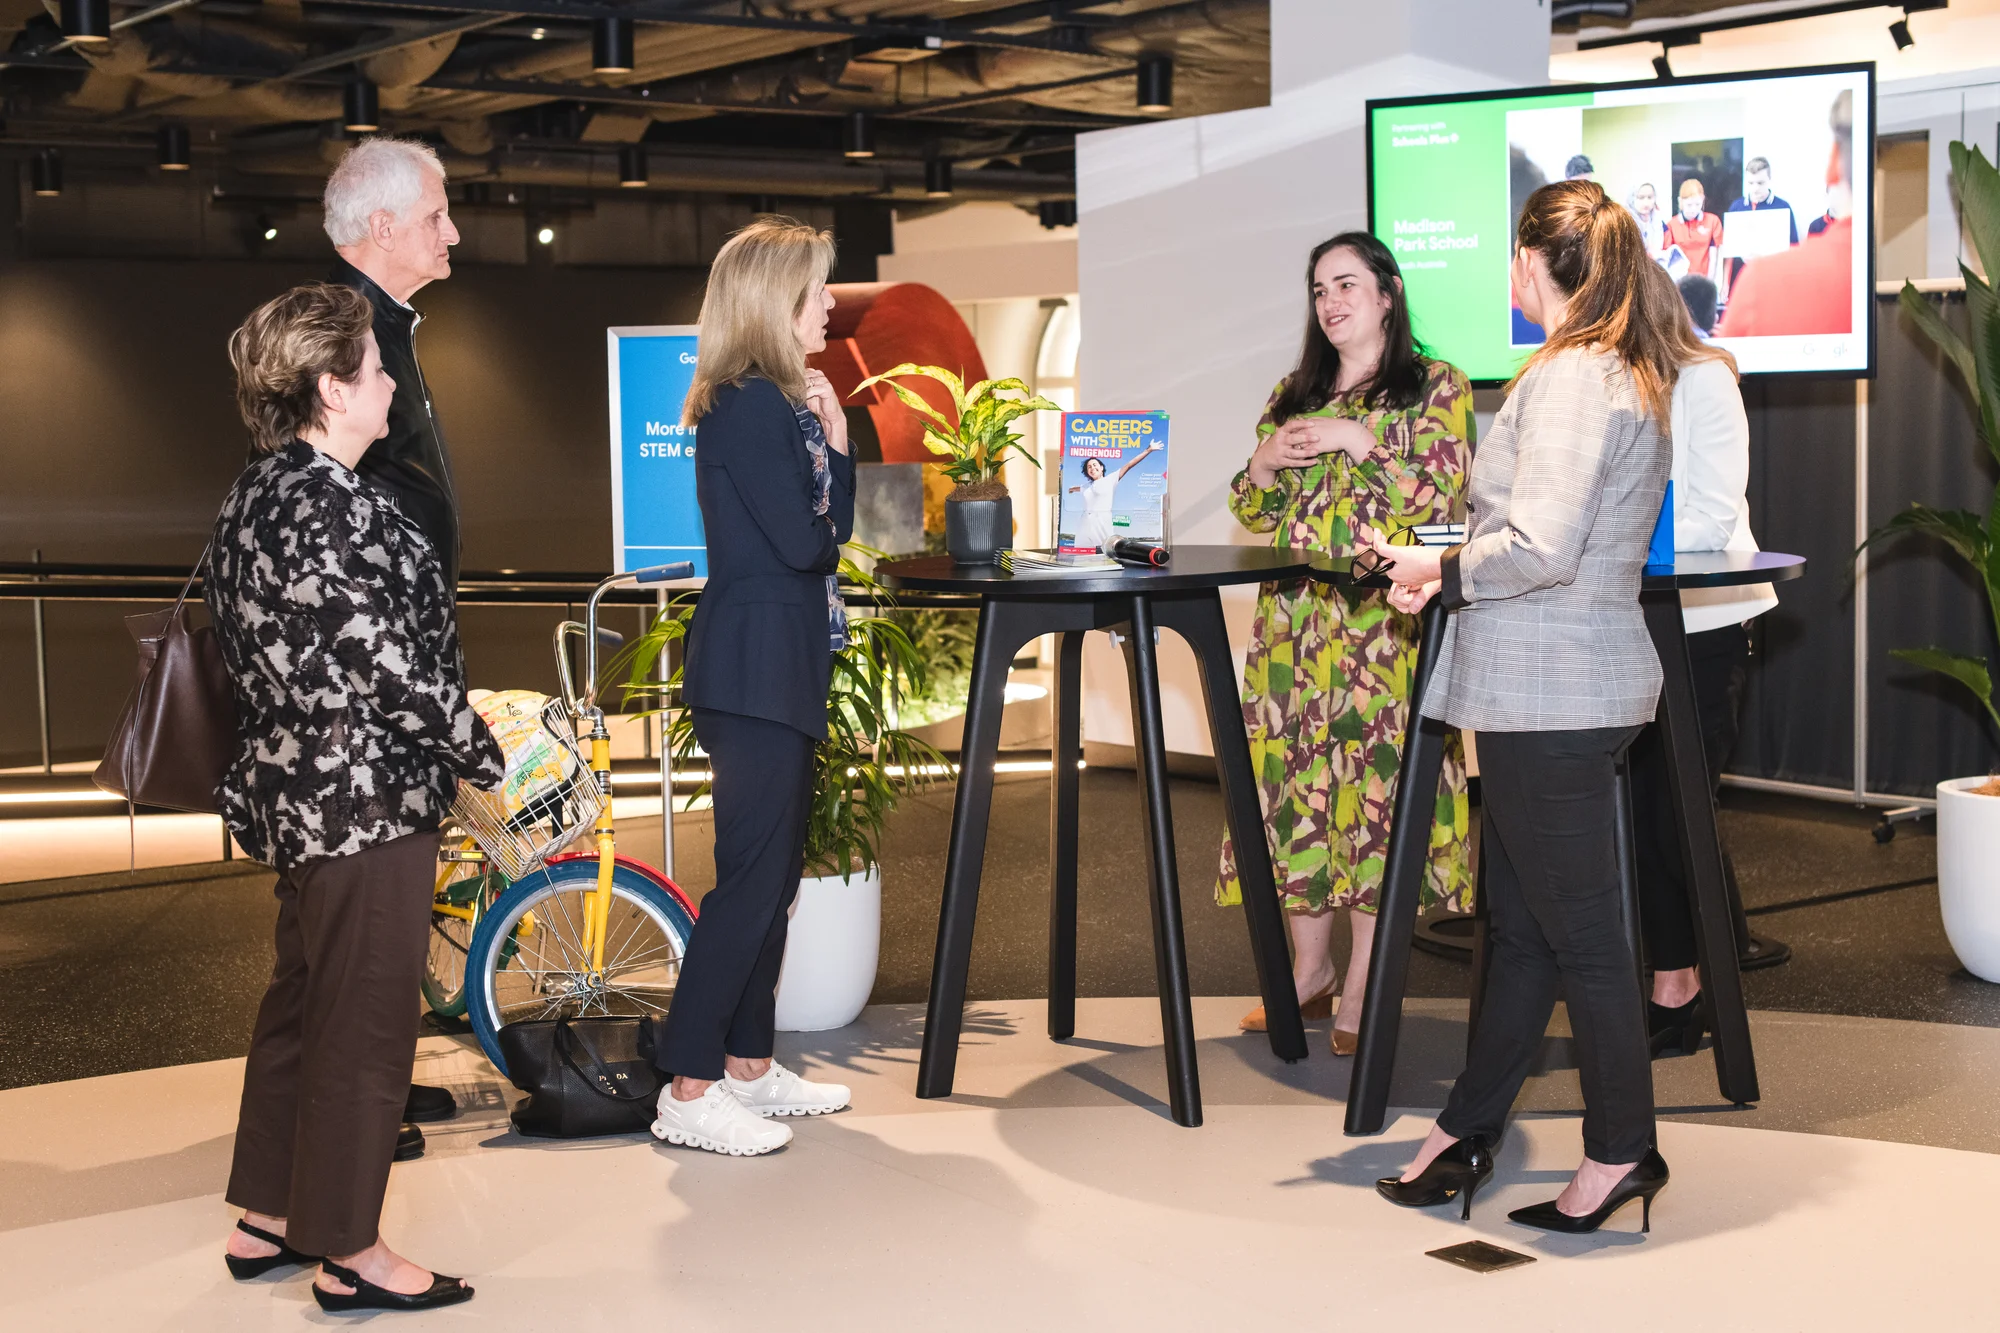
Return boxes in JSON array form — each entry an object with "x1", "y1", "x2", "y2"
[{"x1": 206, "y1": 439, "x2": 504, "y2": 871}]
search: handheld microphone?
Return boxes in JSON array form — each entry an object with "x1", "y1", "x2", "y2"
[{"x1": 1110, "y1": 539, "x2": 1170, "y2": 568}]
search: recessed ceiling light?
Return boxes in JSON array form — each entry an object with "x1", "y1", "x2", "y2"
[
  {"x1": 529, "y1": 26, "x2": 547, "y2": 40},
  {"x1": 537, "y1": 225, "x2": 556, "y2": 245}
]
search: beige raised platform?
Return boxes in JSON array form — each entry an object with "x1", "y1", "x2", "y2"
[{"x1": 3, "y1": 997, "x2": 1995, "y2": 1330}]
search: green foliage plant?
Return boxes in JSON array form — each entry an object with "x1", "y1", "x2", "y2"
[
  {"x1": 853, "y1": 363, "x2": 1060, "y2": 500},
  {"x1": 616, "y1": 549, "x2": 948, "y2": 880},
  {"x1": 1865, "y1": 140, "x2": 2000, "y2": 733}
]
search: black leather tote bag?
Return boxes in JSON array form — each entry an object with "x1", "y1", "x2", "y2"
[
  {"x1": 499, "y1": 1016, "x2": 664, "y2": 1139},
  {"x1": 92, "y1": 545, "x2": 240, "y2": 815}
]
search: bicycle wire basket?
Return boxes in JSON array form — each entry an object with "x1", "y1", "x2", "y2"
[{"x1": 449, "y1": 692, "x2": 604, "y2": 882}]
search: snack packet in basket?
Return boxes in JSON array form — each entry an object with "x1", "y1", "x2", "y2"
[{"x1": 469, "y1": 689, "x2": 578, "y2": 820}]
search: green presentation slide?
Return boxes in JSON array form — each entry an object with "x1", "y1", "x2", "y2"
[{"x1": 1369, "y1": 66, "x2": 1873, "y2": 381}]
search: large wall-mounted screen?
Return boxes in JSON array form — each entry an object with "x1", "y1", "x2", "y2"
[{"x1": 1367, "y1": 63, "x2": 1874, "y2": 382}]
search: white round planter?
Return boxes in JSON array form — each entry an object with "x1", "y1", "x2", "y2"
[
  {"x1": 773, "y1": 865, "x2": 882, "y2": 1032},
  {"x1": 1937, "y1": 777, "x2": 2000, "y2": 983}
]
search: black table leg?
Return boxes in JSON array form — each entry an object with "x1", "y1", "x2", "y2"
[
  {"x1": 917, "y1": 598, "x2": 1036, "y2": 1101},
  {"x1": 1048, "y1": 630, "x2": 1084, "y2": 1042},
  {"x1": 1346, "y1": 599, "x2": 1449, "y2": 1136},
  {"x1": 1613, "y1": 753, "x2": 1647, "y2": 1006},
  {"x1": 1642, "y1": 593, "x2": 1760, "y2": 1106},
  {"x1": 1153, "y1": 590, "x2": 1306, "y2": 1063},
  {"x1": 1120, "y1": 595, "x2": 1203, "y2": 1127},
  {"x1": 1466, "y1": 826, "x2": 1490, "y2": 1058}
]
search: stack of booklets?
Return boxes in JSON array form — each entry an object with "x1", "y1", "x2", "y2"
[{"x1": 996, "y1": 548, "x2": 1121, "y2": 577}]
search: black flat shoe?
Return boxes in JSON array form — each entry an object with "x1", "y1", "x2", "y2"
[
  {"x1": 1375, "y1": 1136, "x2": 1495, "y2": 1220},
  {"x1": 404, "y1": 1083, "x2": 458, "y2": 1124},
  {"x1": 1508, "y1": 1148, "x2": 1670, "y2": 1235},
  {"x1": 312, "y1": 1261, "x2": 474, "y2": 1313},
  {"x1": 223, "y1": 1219, "x2": 316, "y2": 1280},
  {"x1": 394, "y1": 1123, "x2": 426, "y2": 1162},
  {"x1": 1648, "y1": 995, "x2": 1705, "y2": 1058}
]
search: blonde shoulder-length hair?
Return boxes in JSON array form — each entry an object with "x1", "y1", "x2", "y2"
[{"x1": 681, "y1": 216, "x2": 836, "y2": 427}]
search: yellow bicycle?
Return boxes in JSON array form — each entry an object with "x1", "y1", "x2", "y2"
[{"x1": 422, "y1": 564, "x2": 697, "y2": 1075}]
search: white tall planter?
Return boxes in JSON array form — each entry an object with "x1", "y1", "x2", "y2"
[
  {"x1": 773, "y1": 865, "x2": 882, "y2": 1032},
  {"x1": 1937, "y1": 778, "x2": 2000, "y2": 983}
]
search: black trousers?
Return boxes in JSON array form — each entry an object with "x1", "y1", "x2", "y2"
[
  {"x1": 654, "y1": 707, "x2": 817, "y2": 1082},
  {"x1": 1439, "y1": 725, "x2": 1654, "y2": 1165},
  {"x1": 226, "y1": 830, "x2": 440, "y2": 1256},
  {"x1": 1629, "y1": 623, "x2": 1750, "y2": 972}
]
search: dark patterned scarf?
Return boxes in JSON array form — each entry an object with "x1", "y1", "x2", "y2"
[{"x1": 795, "y1": 405, "x2": 848, "y2": 651}]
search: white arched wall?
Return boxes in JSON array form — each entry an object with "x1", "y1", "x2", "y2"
[{"x1": 1072, "y1": 0, "x2": 1553, "y2": 761}]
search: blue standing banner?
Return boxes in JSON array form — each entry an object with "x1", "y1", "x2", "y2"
[{"x1": 607, "y1": 324, "x2": 706, "y2": 576}]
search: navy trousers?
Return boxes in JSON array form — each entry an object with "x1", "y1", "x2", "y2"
[{"x1": 653, "y1": 707, "x2": 817, "y2": 1081}]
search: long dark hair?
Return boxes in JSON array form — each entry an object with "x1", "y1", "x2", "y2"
[{"x1": 1270, "y1": 231, "x2": 1427, "y2": 424}]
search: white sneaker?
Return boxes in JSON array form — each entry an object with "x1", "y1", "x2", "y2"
[
  {"x1": 723, "y1": 1061, "x2": 851, "y2": 1118},
  {"x1": 650, "y1": 1082, "x2": 793, "y2": 1156}
]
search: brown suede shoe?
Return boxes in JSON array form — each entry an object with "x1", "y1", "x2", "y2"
[{"x1": 1239, "y1": 987, "x2": 1336, "y2": 1033}]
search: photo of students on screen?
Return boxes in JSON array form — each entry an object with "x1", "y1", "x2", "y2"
[
  {"x1": 1717, "y1": 89, "x2": 1854, "y2": 338},
  {"x1": 1667, "y1": 180, "x2": 1726, "y2": 278},
  {"x1": 1630, "y1": 183, "x2": 1669, "y2": 256}
]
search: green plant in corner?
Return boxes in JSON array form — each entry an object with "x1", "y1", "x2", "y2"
[
  {"x1": 614, "y1": 548, "x2": 949, "y2": 880},
  {"x1": 853, "y1": 363, "x2": 1060, "y2": 499},
  {"x1": 1864, "y1": 140, "x2": 2000, "y2": 733}
]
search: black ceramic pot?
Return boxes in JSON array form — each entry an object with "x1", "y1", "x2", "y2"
[{"x1": 945, "y1": 495, "x2": 1012, "y2": 565}]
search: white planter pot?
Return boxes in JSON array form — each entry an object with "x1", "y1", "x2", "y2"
[
  {"x1": 773, "y1": 865, "x2": 882, "y2": 1032},
  {"x1": 1937, "y1": 777, "x2": 2000, "y2": 983}
]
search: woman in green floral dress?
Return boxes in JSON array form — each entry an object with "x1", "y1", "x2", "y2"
[{"x1": 1219, "y1": 231, "x2": 1474, "y2": 1053}]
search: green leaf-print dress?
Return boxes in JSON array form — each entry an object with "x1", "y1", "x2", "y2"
[{"x1": 1217, "y1": 359, "x2": 1474, "y2": 916}]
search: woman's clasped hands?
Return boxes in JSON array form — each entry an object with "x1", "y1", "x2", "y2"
[
  {"x1": 803, "y1": 368, "x2": 849, "y2": 456},
  {"x1": 1360, "y1": 525, "x2": 1444, "y2": 615},
  {"x1": 1245, "y1": 414, "x2": 1377, "y2": 488}
]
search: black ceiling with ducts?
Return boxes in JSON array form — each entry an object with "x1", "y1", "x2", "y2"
[{"x1": 0, "y1": 0, "x2": 1270, "y2": 201}]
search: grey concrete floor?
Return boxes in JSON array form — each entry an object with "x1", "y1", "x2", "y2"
[{"x1": 0, "y1": 773, "x2": 1982, "y2": 1092}]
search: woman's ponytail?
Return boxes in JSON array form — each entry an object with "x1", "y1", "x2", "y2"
[{"x1": 1511, "y1": 179, "x2": 1725, "y2": 425}]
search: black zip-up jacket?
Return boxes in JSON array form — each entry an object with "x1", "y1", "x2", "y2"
[{"x1": 331, "y1": 256, "x2": 462, "y2": 589}]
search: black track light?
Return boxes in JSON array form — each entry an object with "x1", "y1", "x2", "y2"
[
  {"x1": 1890, "y1": 17, "x2": 1914, "y2": 49},
  {"x1": 157, "y1": 124, "x2": 191, "y2": 171},
  {"x1": 255, "y1": 213, "x2": 279, "y2": 244},
  {"x1": 1653, "y1": 52, "x2": 1674, "y2": 79},
  {"x1": 1136, "y1": 54, "x2": 1173, "y2": 113},
  {"x1": 31, "y1": 149, "x2": 62, "y2": 197},
  {"x1": 924, "y1": 155, "x2": 953, "y2": 198},
  {"x1": 843, "y1": 110, "x2": 875, "y2": 159},
  {"x1": 59, "y1": 0, "x2": 111, "y2": 44},
  {"x1": 343, "y1": 79, "x2": 379, "y2": 133},
  {"x1": 750, "y1": 194, "x2": 778, "y2": 215},
  {"x1": 1038, "y1": 199, "x2": 1076, "y2": 230},
  {"x1": 594, "y1": 16, "x2": 634, "y2": 74},
  {"x1": 618, "y1": 144, "x2": 647, "y2": 188}
]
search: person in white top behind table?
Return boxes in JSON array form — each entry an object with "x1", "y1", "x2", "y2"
[{"x1": 1628, "y1": 259, "x2": 1777, "y2": 1061}]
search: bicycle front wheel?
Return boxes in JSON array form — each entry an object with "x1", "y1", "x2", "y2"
[
  {"x1": 464, "y1": 857, "x2": 696, "y2": 1075},
  {"x1": 424, "y1": 857, "x2": 506, "y2": 1018}
]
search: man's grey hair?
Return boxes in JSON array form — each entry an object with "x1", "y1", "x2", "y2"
[{"x1": 322, "y1": 137, "x2": 447, "y2": 248}]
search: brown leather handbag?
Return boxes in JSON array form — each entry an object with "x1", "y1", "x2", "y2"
[{"x1": 93, "y1": 545, "x2": 241, "y2": 814}]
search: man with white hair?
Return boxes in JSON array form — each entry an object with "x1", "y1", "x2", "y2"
[
  {"x1": 324, "y1": 136, "x2": 465, "y2": 1148},
  {"x1": 325, "y1": 136, "x2": 464, "y2": 588}
]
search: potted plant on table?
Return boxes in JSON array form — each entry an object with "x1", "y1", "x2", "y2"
[
  {"x1": 1866, "y1": 140, "x2": 2000, "y2": 982},
  {"x1": 854, "y1": 363, "x2": 1060, "y2": 565},
  {"x1": 620, "y1": 551, "x2": 946, "y2": 1029}
]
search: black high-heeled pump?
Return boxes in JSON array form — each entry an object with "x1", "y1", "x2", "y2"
[
  {"x1": 1648, "y1": 995, "x2": 1704, "y2": 1058},
  {"x1": 223, "y1": 1219, "x2": 316, "y2": 1280},
  {"x1": 312, "y1": 1261, "x2": 474, "y2": 1313},
  {"x1": 1375, "y1": 1136, "x2": 1495, "y2": 1220},
  {"x1": 1508, "y1": 1148, "x2": 1670, "y2": 1234}
]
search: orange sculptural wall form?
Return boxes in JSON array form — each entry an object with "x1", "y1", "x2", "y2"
[{"x1": 809, "y1": 282, "x2": 987, "y2": 464}]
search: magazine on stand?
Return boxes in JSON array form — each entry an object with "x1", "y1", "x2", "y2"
[{"x1": 1054, "y1": 411, "x2": 1170, "y2": 554}]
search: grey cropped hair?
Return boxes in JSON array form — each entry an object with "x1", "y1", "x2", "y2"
[{"x1": 322, "y1": 137, "x2": 446, "y2": 248}]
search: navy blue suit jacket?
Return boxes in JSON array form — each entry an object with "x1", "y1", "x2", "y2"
[{"x1": 682, "y1": 377, "x2": 855, "y2": 741}]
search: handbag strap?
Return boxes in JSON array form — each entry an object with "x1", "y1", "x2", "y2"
[
  {"x1": 552, "y1": 1018, "x2": 660, "y2": 1103},
  {"x1": 164, "y1": 541, "x2": 212, "y2": 630},
  {"x1": 122, "y1": 540, "x2": 214, "y2": 790}
]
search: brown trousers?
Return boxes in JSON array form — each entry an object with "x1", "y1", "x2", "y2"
[{"x1": 225, "y1": 829, "x2": 439, "y2": 1256}]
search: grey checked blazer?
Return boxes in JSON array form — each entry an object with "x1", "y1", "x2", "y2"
[{"x1": 1423, "y1": 348, "x2": 1670, "y2": 733}]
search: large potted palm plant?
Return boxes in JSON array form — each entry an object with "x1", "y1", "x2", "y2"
[
  {"x1": 1867, "y1": 140, "x2": 2000, "y2": 982},
  {"x1": 620, "y1": 551, "x2": 945, "y2": 1028},
  {"x1": 854, "y1": 363, "x2": 1059, "y2": 564}
]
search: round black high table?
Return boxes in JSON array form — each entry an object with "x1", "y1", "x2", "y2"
[
  {"x1": 876, "y1": 545, "x2": 1320, "y2": 1128},
  {"x1": 1328, "y1": 549, "x2": 1808, "y2": 1136}
]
